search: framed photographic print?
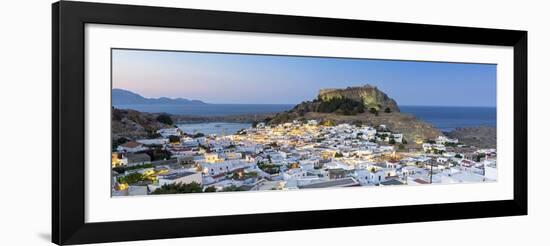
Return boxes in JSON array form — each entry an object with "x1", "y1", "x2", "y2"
[{"x1": 52, "y1": 1, "x2": 527, "y2": 245}]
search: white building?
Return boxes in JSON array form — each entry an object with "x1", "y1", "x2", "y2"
[
  {"x1": 368, "y1": 170, "x2": 386, "y2": 184},
  {"x1": 117, "y1": 141, "x2": 147, "y2": 153},
  {"x1": 436, "y1": 135, "x2": 458, "y2": 144},
  {"x1": 299, "y1": 160, "x2": 317, "y2": 171},
  {"x1": 156, "y1": 128, "x2": 181, "y2": 138},
  {"x1": 307, "y1": 120, "x2": 318, "y2": 126},
  {"x1": 204, "y1": 153, "x2": 223, "y2": 163},
  {"x1": 136, "y1": 138, "x2": 169, "y2": 145},
  {"x1": 283, "y1": 168, "x2": 307, "y2": 180},
  {"x1": 392, "y1": 133, "x2": 403, "y2": 143}
]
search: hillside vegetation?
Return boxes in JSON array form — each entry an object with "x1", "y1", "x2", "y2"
[{"x1": 268, "y1": 84, "x2": 441, "y2": 142}]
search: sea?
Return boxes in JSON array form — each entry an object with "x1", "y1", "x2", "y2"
[
  {"x1": 114, "y1": 104, "x2": 496, "y2": 135},
  {"x1": 114, "y1": 104, "x2": 294, "y2": 116},
  {"x1": 177, "y1": 122, "x2": 252, "y2": 136},
  {"x1": 400, "y1": 106, "x2": 496, "y2": 132}
]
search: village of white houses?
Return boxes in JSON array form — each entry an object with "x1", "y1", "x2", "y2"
[{"x1": 111, "y1": 49, "x2": 497, "y2": 197}]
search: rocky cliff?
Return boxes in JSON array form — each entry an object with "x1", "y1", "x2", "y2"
[
  {"x1": 269, "y1": 84, "x2": 442, "y2": 143},
  {"x1": 318, "y1": 85, "x2": 400, "y2": 112},
  {"x1": 111, "y1": 107, "x2": 172, "y2": 142}
]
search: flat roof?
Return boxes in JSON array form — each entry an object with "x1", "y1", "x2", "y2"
[
  {"x1": 380, "y1": 179, "x2": 405, "y2": 186},
  {"x1": 161, "y1": 172, "x2": 197, "y2": 180},
  {"x1": 299, "y1": 177, "x2": 359, "y2": 189}
]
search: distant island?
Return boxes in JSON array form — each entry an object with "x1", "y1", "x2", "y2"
[{"x1": 112, "y1": 88, "x2": 206, "y2": 105}]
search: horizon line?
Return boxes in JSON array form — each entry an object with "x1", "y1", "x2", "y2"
[{"x1": 113, "y1": 88, "x2": 496, "y2": 108}]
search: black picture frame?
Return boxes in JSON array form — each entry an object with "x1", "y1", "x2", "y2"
[{"x1": 52, "y1": 1, "x2": 527, "y2": 245}]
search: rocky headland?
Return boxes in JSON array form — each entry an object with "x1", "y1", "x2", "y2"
[
  {"x1": 267, "y1": 85, "x2": 442, "y2": 143},
  {"x1": 112, "y1": 85, "x2": 453, "y2": 145}
]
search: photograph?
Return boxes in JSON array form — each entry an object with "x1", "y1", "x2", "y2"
[
  {"x1": 0, "y1": 0, "x2": 538, "y2": 245},
  {"x1": 110, "y1": 48, "x2": 497, "y2": 197}
]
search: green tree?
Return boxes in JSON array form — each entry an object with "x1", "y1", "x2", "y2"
[
  {"x1": 118, "y1": 172, "x2": 145, "y2": 184},
  {"x1": 317, "y1": 98, "x2": 365, "y2": 115},
  {"x1": 369, "y1": 108, "x2": 379, "y2": 116},
  {"x1": 204, "y1": 186, "x2": 217, "y2": 192},
  {"x1": 320, "y1": 120, "x2": 335, "y2": 126},
  {"x1": 156, "y1": 114, "x2": 173, "y2": 125},
  {"x1": 112, "y1": 137, "x2": 129, "y2": 150},
  {"x1": 258, "y1": 163, "x2": 280, "y2": 174},
  {"x1": 168, "y1": 135, "x2": 180, "y2": 143},
  {"x1": 151, "y1": 182, "x2": 203, "y2": 194},
  {"x1": 476, "y1": 153, "x2": 486, "y2": 162},
  {"x1": 221, "y1": 185, "x2": 245, "y2": 192}
]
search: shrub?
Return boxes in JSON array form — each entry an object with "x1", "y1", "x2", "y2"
[
  {"x1": 258, "y1": 163, "x2": 280, "y2": 174},
  {"x1": 156, "y1": 114, "x2": 173, "y2": 125},
  {"x1": 320, "y1": 120, "x2": 335, "y2": 126},
  {"x1": 221, "y1": 185, "x2": 245, "y2": 192},
  {"x1": 112, "y1": 137, "x2": 129, "y2": 150},
  {"x1": 369, "y1": 108, "x2": 379, "y2": 116},
  {"x1": 204, "y1": 186, "x2": 217, "y2": 192},
  {"x1": 168, "y1": 135, "x2": 180, "y2": 143},
  {"x1": 113, "y1": 163, "x2": 153, "y2": 173},
  {"x1": 117, "y1": 172, "x2": 146, "y2": 184},
  {"x1": 269, "y1": 112, "x2": 295, "y2": 124},
  {"x1": 317, "y1": 98, "x2": 365, "y2": 115},
  {"x1": 476, "y1": 154, "x2": 486, "y2": 162},
  {"x1": 152, "y1": 182, "x2": 203, "y2": 194}
]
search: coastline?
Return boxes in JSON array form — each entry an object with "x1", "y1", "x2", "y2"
[
  {"x1": 171, "y1": 112, "x2": 276, "y2": 124},
  {"x1": 112, "y1": 105, "x2": 497, "y2": 147}
]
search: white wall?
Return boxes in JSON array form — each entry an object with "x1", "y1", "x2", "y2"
[{"x1": 0, "y1": 0, "x2": 547, "y2": 245}]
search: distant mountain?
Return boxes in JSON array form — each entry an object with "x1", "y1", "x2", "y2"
[{"x1": 112, "y1": 89, "x2": 206, "y2": 105}]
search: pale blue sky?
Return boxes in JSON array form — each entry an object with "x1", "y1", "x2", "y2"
[{"x1": 112, "y1": 49, "x2": 496, "y2": 107}]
